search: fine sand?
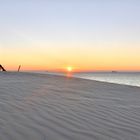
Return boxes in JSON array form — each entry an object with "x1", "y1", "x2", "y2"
[{"x1": 1, "y1": 72, "x2": 140, "y2": 140}]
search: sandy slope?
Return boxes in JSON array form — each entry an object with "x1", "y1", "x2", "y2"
[{"x1": 0, "y1": 72, "x2": 140, "y2": 140}]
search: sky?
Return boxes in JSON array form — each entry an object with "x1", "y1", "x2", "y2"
[{"x1": 0, "y1": 0, "x2": 140, "y2": 72}]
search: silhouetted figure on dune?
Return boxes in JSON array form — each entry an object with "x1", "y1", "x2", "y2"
[{"x1": 0, "y1": 65, "x2": 6, "y2": 71}]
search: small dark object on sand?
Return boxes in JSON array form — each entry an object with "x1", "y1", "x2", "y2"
[
  {"x1": 18, "y1": 65, "x2": 21, "y2": 72},
  {"x1": 0, "y1": 64, "x2": 6, "y2": 71}
]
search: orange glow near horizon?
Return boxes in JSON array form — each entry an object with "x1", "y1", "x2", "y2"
[{"x1": 1, "y1": 42, "x2": 140, "y2": 72}]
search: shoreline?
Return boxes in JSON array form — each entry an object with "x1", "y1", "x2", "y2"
[
  {"x1": 20, "y1": 71, "x2": 140, "y2": 88},
  {"x1": 2, "y1": 71, "x2": 140, "y2": 89}
]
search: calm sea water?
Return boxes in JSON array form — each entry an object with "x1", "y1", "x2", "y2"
[
  {"x1": 74, "y1": 72, "x2": 140, "y2": 87},
  {"x1": 32, "y1": 71, "x2": 140, "y2": 87}
]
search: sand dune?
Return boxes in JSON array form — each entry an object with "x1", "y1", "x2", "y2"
[{"x1": 0, "y1": 72, "x2": 140, "y2": 140}]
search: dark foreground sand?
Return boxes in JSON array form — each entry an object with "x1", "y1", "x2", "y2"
[{"x1": 0, "y1": 72, "x2": 140, "y2": 140}]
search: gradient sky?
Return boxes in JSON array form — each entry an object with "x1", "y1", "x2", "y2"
[{"x1": 0, "y1": 0, "x2": 140, "y2": 71}]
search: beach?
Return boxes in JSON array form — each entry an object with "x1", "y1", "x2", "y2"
[{"x1": 1, "y1": 72, "x2": 140, "y2": 140}]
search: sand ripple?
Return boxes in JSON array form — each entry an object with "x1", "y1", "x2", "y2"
[{"x1": 1, "y1": 72, "x2": 140, "y2": 140}]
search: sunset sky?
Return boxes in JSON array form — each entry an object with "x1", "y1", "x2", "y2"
[{"x1": 0, "y1": 0, "x2": 140, "y2": 72}]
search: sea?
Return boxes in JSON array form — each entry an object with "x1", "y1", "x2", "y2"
[
  {"x1": 32, "y1": 71, "x2": 140, "y2": 87},
  {"x1": 74, "y1": 72, "x2": 140, "y2": 87}
]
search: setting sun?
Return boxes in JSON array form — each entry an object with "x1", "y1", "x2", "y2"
[{"x1": 67, "y1": 66, "x2": 73, "y2": 72}]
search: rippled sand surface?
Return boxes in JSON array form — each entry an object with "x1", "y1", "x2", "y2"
[{"x1": 1, "y1": 72, "x2": 140, "y2": 140}]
